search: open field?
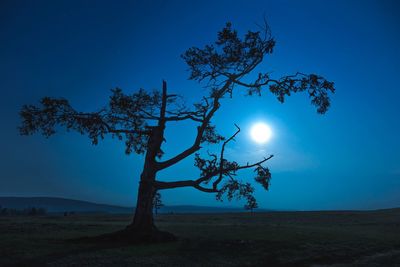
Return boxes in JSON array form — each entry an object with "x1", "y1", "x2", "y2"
[{"x1": 1, "y1": 209, "x2": 400, "y2": 266}]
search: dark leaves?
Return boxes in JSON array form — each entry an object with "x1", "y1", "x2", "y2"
[
  {"x1": 216, "y1": 180, "x2": 256, "y2": 209},
  {"x1": 182, "y1": 22, "x2": 275, "y2": 85},
  {"x1": 254, "y1": 165, "x2": 272, "y2": 190},
  {"x1": 269, "y1": 73, "x2": 335, "y2": 114},
  {"x1": 200, "y1": 124, "x2": 225, "y2": 144},
  {"x1": 109, "y1": 87, "x2": 161, "y2": 121},
  {"x1": 244, "y1": 196, "x2": 258, "y2": 211},
  {"x1": 19, "y1": 94, "x2": 151, "y2": 155},
  {"x1": 194, "y1": 153, "x2": 218, "y2": 182},
  {"x1": 19, "y1": 97, "x2": 72, "y2": 138},
  {"x1": 182, "y1": 22, "x2": 334, "y2": 114}
]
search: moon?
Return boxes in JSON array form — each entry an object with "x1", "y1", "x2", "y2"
[{"x1": 250, "y1": 122, "x2": 272, "y2": 144}]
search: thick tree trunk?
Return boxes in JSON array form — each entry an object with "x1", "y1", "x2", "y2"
[
  {"x1": 129, "y1": 173, "x2": 156, "y2": 232},
  {"x1": 79, "y1": 171, "x2": 174, "y2": 243},
  {"x1": 122, "y1": 164, "x2": 176, "y2": 242},
  {"x1": 123, "y1": 80, "x2": 174, "y2": 242},
  {"x1": 124, "y1": 81, "x2": 173, "y2": 241},
  {"x1": 127, "y1": 124, "x2": 160, "y2": 234}
]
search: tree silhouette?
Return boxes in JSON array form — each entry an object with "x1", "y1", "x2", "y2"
[
  {"x1": 19, "y1": 22, "x2": 334, "y2": 242},
  {"x1": 244, "y1": 196, "x2": 258, "y2": 213},
  {"x1": 153, "y1": 192, "x2": 164, "y2": 215}
]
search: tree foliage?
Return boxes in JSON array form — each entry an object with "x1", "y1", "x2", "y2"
[{"x1": 244, "y1": 196, "x2": 258, "y2": 213}]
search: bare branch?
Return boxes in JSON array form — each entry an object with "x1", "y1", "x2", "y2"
[
  {"x1": 213, "y1": 124, "x2": 241, "y2": 190},
  {"x1": 165, "y1": 114, "x2": 204, "y2": 123},
  {"x1": 155, "y1": 180, "x2": 218, "y2": 193},
  {"x1": 236, "y1": 155, "x2": 274, "y2": 171},
  {"x1": 155, "y1": 80, "x2": 233, "y2": 170},
  {"x1": 155, "y1": 153, "x2": 273, "y2": 193}
]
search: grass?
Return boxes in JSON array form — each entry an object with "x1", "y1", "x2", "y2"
[{"x1": 1, "y1": 210, "x2": 400, "y2": 266}]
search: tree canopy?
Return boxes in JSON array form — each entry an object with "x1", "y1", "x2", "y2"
[{"x1": 20, "y1": 22, "x2": 335, "y2": 209}]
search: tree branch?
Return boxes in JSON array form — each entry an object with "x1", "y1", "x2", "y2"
[
  {"x1": 155, "y1": 80, "x2": 233, "y2": 171},
  {"x1": 213, "y1": 124, "x2": 240, "y2": 190},
  {"x1": 165, "y1": 114, "x2": 204, "y2": 122},
  {"x1": 155, "y1": 180, "x2": 218, "y2": 193},
  {"x1": 154, "y1": 154, "x2": 273, "y2": 192}
]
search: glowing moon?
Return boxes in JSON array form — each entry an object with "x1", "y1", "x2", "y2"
[{"x1": 250, "y1": 122, "x2": 272, "y2": 144}]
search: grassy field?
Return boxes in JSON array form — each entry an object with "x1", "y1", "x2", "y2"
[{"x1": 1, "y1": 209, "x2": 400, "y2": 266}]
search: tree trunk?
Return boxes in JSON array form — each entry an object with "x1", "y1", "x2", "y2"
[
  {"x1": 122, "y1": 169, "x2": 175, "y2": 242},
  {"x1": 129, "y1": 175, "x2": 156, "y2": 232},
  {"x1": 124, "y1": 80, "x2": 174, "y2": 242},
  {"x1": 80, "y1": 168, "x2": 175, "y2": 243},
  {"x1": 128, "y1": 80, "x2": 168, "y2": 232}
]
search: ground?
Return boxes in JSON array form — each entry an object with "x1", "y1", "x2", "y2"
[{"x1": 1, "y1": 209, "x2": 400, "y2": 266}]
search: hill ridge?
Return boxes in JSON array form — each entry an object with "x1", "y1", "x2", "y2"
[{"x1": 0, "y1": 196, "x2": 253, "y2": 213}]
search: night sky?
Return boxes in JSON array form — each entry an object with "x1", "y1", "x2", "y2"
[{"x1": 1, "y1": 0, "x2": 399, "y2": 210}]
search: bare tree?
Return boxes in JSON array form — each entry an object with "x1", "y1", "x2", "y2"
[{"x1": 19, "y1": 22, "x2": 334, "y2": 242}]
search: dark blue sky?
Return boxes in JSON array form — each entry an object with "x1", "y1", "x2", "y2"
[{"x1": 1, "y1": 0, "x2": 399, "y2": 210}]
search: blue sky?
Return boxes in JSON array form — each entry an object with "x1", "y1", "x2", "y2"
[{"x1": 1, "y1": 0, "x2": 399, "y2": 210}]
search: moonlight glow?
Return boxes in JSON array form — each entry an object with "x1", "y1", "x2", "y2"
[{"x1": 250, "y1": 122, "x2": 272, "y2": 144}]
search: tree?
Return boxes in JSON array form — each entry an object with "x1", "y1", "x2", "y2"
[
  {"x1": 244, "y1": 196, "x2": 258, "y2": 213},
  {"x1": 19, "y1": 22, "x2": 334, "y2": 242},
  {"x1": 153, "y1": 192, "x2": 164, "y2": 215}
]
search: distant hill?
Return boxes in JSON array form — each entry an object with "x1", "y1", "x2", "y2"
[
  {"x1": 0, "y1": 197, "x2": 258, "y2": 214},
  {"x1": 0, "y1": 197, "x2": 133, "y2": 214}
]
